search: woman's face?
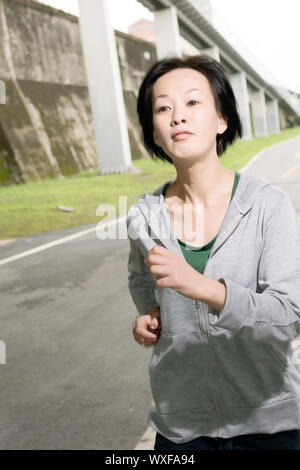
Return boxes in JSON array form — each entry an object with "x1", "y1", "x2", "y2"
[{"x1": 152, "y1": 68, "x2": 227, "y2": 162}]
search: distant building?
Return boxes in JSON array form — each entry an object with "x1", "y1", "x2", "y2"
[
  {"x1": 128, "y1": 18, "x2": 156, "y2": 42},
  {"x1": 128, "y1": 19, "x2": 199, "y2": 57}
]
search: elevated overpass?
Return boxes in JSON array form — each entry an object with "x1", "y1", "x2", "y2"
[
  {"x1": 137, "y1": 0, "x2": 300, "y2": 139},
  {"x1": 78, "y1": 0, "x2": 300, "y2": 174}
]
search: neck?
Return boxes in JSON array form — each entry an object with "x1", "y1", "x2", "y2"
[{"x1": 170, "y1": 151, "x2": 234, "y2": 206}]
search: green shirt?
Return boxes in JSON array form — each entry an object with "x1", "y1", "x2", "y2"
[{"x1": 162, "y1": 171, "x2": 241, "y2": 273}]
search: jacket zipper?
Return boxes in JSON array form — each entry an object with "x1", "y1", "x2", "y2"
[
  {"x1": 138, "y1": 196, "x2": 247, "y2": 438},
  {"x1": 195, "y1": 299, "x2": 223, "y2": 438},
  {"x1": 194, "y1": 211, "x2": 246, "y2": 438}
]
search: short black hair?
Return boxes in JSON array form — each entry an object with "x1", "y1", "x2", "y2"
[{"x1": 137, "y1": 54, "x2": 242, "y2": 164}]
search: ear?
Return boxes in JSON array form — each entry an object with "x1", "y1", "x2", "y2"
[{"x1": 217, "y1": 115, "x2": 228, "y2": 135}]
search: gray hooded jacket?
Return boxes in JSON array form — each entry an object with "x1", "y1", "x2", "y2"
[{"x1": 126, "y1": 171, "x2": 300, "y2": 443}]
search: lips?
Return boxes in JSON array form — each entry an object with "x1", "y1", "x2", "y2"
[{"x1": 172, "y1": 131, "x2": 193, "y2": 141}]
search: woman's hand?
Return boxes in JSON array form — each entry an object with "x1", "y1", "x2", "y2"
[
  {"x1": 132, "y1": 306, "x2": 161, "y2": 347},
  {"x1": 144, "y1": 245, "x2": 205, "y2": 300}
]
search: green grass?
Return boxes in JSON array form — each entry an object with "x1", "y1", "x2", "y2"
[{"x1": 0, "y1": 126, "x2": 299, "y2": 239}]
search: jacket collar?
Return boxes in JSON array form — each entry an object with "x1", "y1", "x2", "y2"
[{"x1": 133, "y1": 172, "x2": 271, "y2": 259}]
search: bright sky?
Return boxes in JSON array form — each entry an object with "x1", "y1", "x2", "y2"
[{"x1": 37, "y1": 0, "x2": 300, "y2": 93}]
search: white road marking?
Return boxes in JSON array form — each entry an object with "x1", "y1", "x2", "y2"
[
  {"x1": 239, "y1": 134, "x2": 300, "y2": 173},
  {"x1": 281, "y1": 165, "x2": 298, "y2": 178},
  {"x1": 2, "y1": 137, "x2": 300, "y2": 449},
  {"x1": 0, "y1": 214, "x2": 127, "y2": 266},
  {"x1": 134, "y1": 426, "x2": 155, "y2": 450}
]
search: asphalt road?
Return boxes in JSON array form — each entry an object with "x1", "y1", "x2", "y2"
[
  {"x1": 244, "y1": 135, "x2": 300, "y2": 215},
  {"x1": 0, "y1": 135, "x2": 299, "y2": 450}
]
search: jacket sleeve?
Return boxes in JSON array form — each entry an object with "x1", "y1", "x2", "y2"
[
  {"x1": 127, "y1": 208, "x2": 160, "y2": 316},
  {"x1": 215, "y1": 189, "x2": 300, "y2": 340}
]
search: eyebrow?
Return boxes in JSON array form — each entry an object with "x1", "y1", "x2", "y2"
[{"x1": 154, "y1": 88, "x2": 201, "y2": 100}]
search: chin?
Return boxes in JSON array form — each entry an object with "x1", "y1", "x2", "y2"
[{"x1": 172, "y1": 150, "x2": 204, "y2": 160}]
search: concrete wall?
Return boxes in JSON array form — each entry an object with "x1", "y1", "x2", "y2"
[{"x1": 0, "y1": 0, "x2": 157, "y2": 185}]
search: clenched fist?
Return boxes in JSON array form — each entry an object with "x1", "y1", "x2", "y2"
[{"x1": 132, "y1": 306, "x2": 161, "y2": 347}]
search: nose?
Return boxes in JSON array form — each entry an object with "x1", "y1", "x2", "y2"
[
  {"x1": 171, "y1": 111, "x2": 187, "y2": 126},
  {"x1": 172, "y1": 104, "x2": 186, "y2": 126}
]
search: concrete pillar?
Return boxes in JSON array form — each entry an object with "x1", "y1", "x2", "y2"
[
  {"x1": 154, "y1": 6, "x2": 182, "y2": 59},
  {"x1": 279, "y1": 107, "x2": 287, "y2": 130},
  {"x1": 250, "y1": 89, "x2": 268, "y2": 137},
  {"x1": 200, "y1": 46, "x2": 220, "y2": 62},
  {"x1": 0, "y1": 80, "x2": 5, "y2": 104},
  {"x1": 78, "y1": 0, "x2": 138, "y2": 175},
  {"x1": 267, "y1": 99, "x2": 280, "y2": 134},
  {"x1": 229, "y1": 71, "x2": 252, "y2": 140}
]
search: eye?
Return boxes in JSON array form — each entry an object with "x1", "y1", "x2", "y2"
[
  {"x1": 157, "y1": 100, "x2": 199, "y2": 112},
  {"x1": 158, "y1": 106, "x2": 170, "y2": 112}
]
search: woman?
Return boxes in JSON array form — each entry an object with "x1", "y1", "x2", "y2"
[{"x1": 126, "y1": 54, "x2": 300, "y2": 450}]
